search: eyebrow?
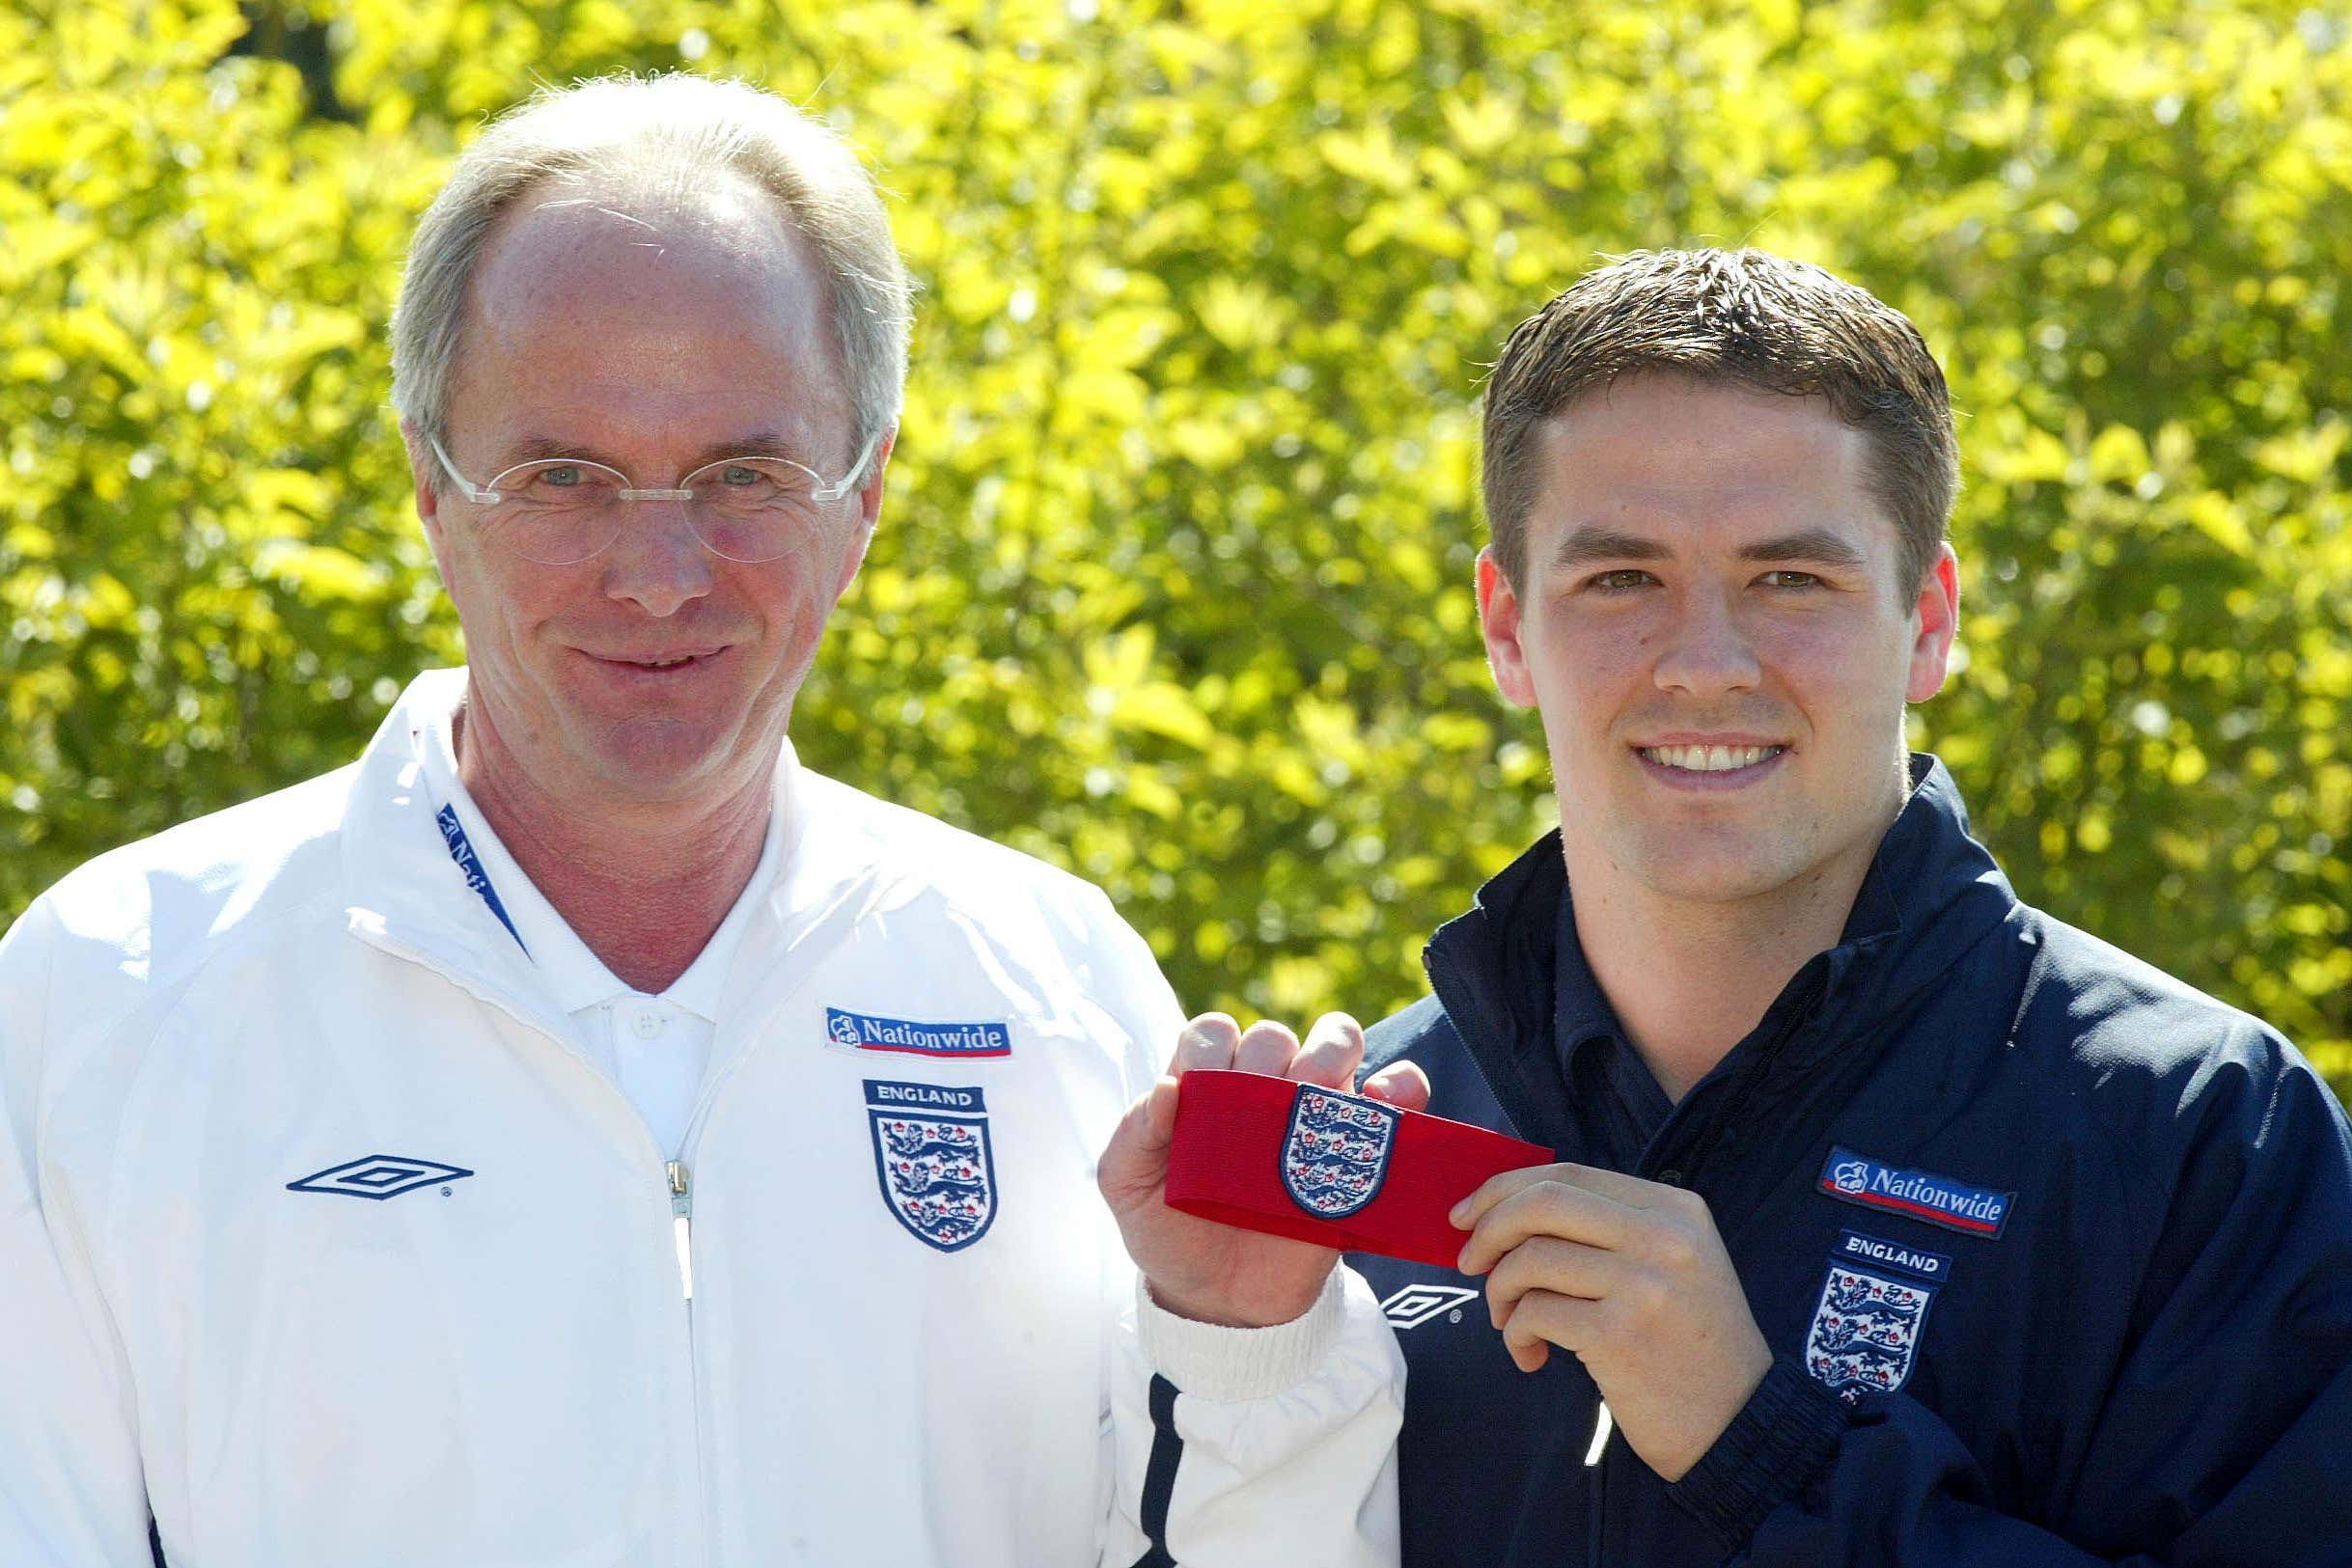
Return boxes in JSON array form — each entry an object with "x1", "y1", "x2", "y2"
[
  {"x1": 1549, "y1": 527, "x2": 1672, "y2": 570},
  {"x1": 1547, "y1": 525, "x2": 1869, "y2": 572},
  {"x1": 500, "y1": 431, "x2": 809, "y2": 472},
  {"x1": 1735, "y1": 529, "x2": 1869, "y2": 570}
]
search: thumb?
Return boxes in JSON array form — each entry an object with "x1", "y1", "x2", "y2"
[{"x1": 1097, "y1": 1076, "x2": 1181, "y2": 1205}]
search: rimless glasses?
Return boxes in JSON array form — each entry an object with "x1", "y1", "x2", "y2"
[{"x1": 429, "y1": 432, "x2": 878, "y2": 566}]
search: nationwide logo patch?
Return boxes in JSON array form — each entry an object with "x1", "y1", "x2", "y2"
[
  {"x1": 287, "y1": 1154, "x2": 474, "y2": 1200},
  {"x1": 1817, "y1": 1146, "x2": 2014, "y2": 1238},
  {"x1": 1379, "y1": 1282, "x2": 1481, "y2": 1330},
  {"x1": 865, "y1": 1080, "x2": 997, "y2": 1252},
  {"x1": 827, "y1": 1006, "x2": 1011, "y2": 1059},
  {"x1": 1805, "y1": 1262, "x2": 1937, "y2": 1402},
  {"x1": 1281, "y1": 1085, "x2": 1400, "y2": 1221}
]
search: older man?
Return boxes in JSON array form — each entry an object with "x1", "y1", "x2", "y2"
[{"x1": 0, "y1": 75, "x2": 1407, "y2": 1565}]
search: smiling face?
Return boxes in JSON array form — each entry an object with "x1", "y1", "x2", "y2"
[
  {"x1": 407, "y1": 176, "x2": 886, "y2": 813},
  {"x1": 1479, "y1": 373, "x2": 1958, "y2": 916}
]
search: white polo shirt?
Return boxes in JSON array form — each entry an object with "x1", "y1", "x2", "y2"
[{"x1": 416, "y1": 701, "x2": 784, "y2": 1157}]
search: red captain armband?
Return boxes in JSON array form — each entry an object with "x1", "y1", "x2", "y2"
[{"x1": 1163, "y1": 1070, "x2": 1554, "y2": 1270}]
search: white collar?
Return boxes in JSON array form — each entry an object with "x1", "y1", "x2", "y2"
[
  {"x1": 412, "y1": 682, "x2": 789, "y2": 1022},
  {"x1": 343, "y1": 670, "x2": 884, "y2": 1024}
]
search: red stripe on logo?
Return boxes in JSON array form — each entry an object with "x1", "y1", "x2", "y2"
[
  {"x1": 854, "y1": 1041, "x2": 1013, "y2": 1058},
  {"x1": 1819, "y1": 1178, "x2": 2002, "y2": 1234}
]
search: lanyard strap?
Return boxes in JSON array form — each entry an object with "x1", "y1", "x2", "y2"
[{"x1": 435, "y1": 803, "x2": 528, "y2": 953}]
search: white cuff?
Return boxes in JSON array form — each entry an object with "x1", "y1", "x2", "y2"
[{"x1": 1134, "y1": 1266, "x2": 1349, "y2": 1402}]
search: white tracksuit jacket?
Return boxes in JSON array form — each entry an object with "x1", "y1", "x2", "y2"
[{"x1": 0, "y1": 671, "x2": 1403, "y2": 1566}]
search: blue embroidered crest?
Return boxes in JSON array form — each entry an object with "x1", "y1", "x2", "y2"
[
  {"x1": 1280, "y1": 1084, "x2": 1400, "y2": 1220},
  {"x1": 1804, "y1": 1261, "x2": 1938, "y2": 1403},
  {"x1": 865, "y1": 1080, "x2": 996, "y2": 1252},
  {"x1": 288, "y1": 1154, "x2": 475, "y2": 1200}
]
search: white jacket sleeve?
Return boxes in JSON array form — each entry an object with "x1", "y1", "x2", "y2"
[
  {"x1": 0, "y1": 900, "x2": 152, "y2": 1565},
  {"x1": 1101, "y1": 1269, "x2": 1404, "y2": 1566},
  {"x1": 1083, "y1": 896, "x2": 1403, "y2": 1566}
]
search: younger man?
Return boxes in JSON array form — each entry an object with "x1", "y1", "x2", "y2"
[{"x1": 1345, "y1": 248, "x2": 2352, "y2": 1564}]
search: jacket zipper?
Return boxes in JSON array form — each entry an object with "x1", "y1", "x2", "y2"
[
  {"x1": 1588, "y1": 1432, "x2": 1612, "y2": 1568},
  {"x1": 1585, "y1": 1395, "x2": 1615, "y2": 1567},
  {"x1": 1586, "y1": 965, "x2": 1828, "y2": 1565},
  {"x1": 1429, "y1": 940, "x2": 1829, "y2": 1566},
  {"x1": 1649, "y1": 963, "x2": 1829, "y2": 1189},
  {"x1": 1428, "y1": 945, "x2": 1618, "y2": 1566},
  {"x1": 669, "y1": 1160, "x2": 696, "y2": 1302},
  {"x1": 347, "y1": 922, "x2": 711, "y2": 1563},
  {"x1": 669, "y1": 1156, "x2": 707, "y2": 1565}
]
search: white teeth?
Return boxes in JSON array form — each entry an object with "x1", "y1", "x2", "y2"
[{"x1": 1641, "y1": 744, "x2": 1784, "y2": 772}]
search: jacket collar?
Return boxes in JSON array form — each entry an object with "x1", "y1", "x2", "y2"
[
  {"x1": 1424, "y1": 754, "x2": 2019, "y2": 1148},
  {"x1": 337, "y1": 670, "x2": 532, "y2": 996},
  {"x1": 407, "y1": 685, "x2": 789, "y2": 1024},
  {"x1": 334, "y1": 669, "x2": 867, "y2": 1032}
]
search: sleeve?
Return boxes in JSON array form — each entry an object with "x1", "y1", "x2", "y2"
[
  {"x1": 0, "y1": 900, "x2": 154, "y2": 1565},
  {"x1": 1075, "y1": 891, "x2": 1404, "y2": 1566},
  {"x1": 1100, "y1": 1269, "x2": 1404, "y2": 1567},
  {"x1": 1670, "y1": 1046, "x2": 2352, "y2": 1567}
]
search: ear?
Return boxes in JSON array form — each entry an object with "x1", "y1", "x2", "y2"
[
  {"x1": 400, "y1": 418, "x2": 457, "y2": 582},
  {"x1": 1477, "y1": 546, "x2": 1538, "y2": 709},
  {"x1": 1905, "y1": 543, "x2": 1961, "y2": 703},
  {"x1": 401, "y1": 419, "x2": 451, "y2": 531},
  {"x1": 854, "y1": 426, "x2": 896, "y2": 530},
  {"x1": 831, "y1": 425, "x2": 896, "y2": 604}
]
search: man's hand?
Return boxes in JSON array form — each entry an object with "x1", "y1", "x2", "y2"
[
  {"x1": 1453, "y1": 1164, "x2": 1771, "y2": 1482},
  {"x1": 1099, "y1": 1011, "x2": 1431, "y2": 1328}
]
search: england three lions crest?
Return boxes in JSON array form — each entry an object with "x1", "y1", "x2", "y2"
[
  {"x1": 1804, "y1": 1262, "x2": 1937, "y2": 1403},
  {"x1": 865, "y1": 1080, "x2": 997, "y2": 1252},
  {"x1": 1281, "y1": 1084, "x2": 1400, "y2": 1220}
]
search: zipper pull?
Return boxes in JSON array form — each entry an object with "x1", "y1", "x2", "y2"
[
  {"x1": 667, "y1": 1159, "x2": 695, "y2": 1302},
  {"x1": 1584, "y1": 1401, "x2": 1614, "y2": 1467}
]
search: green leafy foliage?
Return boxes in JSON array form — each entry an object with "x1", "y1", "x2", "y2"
[{"x1": 4, "y1": 0, "x2": 2345, "y2": 1099}]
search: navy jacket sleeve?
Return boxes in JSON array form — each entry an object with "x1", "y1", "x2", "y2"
[{"x1": 1674, "y1": 1043, "x2": 2352, "y2": 1567}]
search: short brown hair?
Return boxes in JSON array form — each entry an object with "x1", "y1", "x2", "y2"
[{"x1": 1480, "y1": 248, "x2": 1959, "y2": 594}]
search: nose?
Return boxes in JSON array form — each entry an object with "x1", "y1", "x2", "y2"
[
  {"x1": 1651, "y1": 588, "x2": 1762, "y2": 698},
  {"x1": 600, "y1": 501, "x2": 716, "y2": 618}
]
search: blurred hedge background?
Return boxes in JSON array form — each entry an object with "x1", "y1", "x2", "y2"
[{"x1": 2, "y1": 0, "x2": 2346, "y2": 1100}]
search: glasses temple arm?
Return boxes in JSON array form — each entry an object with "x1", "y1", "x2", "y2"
[
  {"x1": 815, "y1": 432, "x2": 885, "y2": 503},
  {"x1": 427, "y1": 433, "x2": 500, "y2": 505}
]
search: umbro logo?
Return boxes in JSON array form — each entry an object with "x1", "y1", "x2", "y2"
[
  {"x1": 287, "y1": 1155, "x2": 474, "y2": 1200},
  {"x1": 1379, "y1": 1282, "x2": 1480, "y2": 1329}
]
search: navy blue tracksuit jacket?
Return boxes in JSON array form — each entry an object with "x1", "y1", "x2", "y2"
[{"x1": 1352, "y1": 756, "x2": 2352, "y2": 1565}]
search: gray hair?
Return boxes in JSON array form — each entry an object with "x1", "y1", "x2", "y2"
[{"x1": 391, "y1": 73, "x2": 910, "y2": 478}]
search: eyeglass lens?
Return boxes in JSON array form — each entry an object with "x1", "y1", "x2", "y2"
[{"x1": 482, "y1": 457, "x2": 835, "y2": 564}]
